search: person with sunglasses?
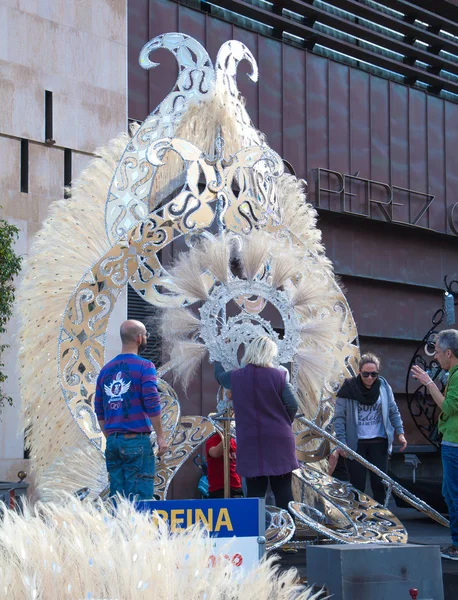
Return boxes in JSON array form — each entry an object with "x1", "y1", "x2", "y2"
[{"x1": 333, "y1": 352, "x2": 407, "y2": 504}]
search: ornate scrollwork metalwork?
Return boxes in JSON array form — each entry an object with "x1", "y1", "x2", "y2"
[
  {"x1": 154, "y1": 416, "x2": 215, "y2": 500},
  {"x1": 291, "y1": 465, "x2": 407, "y2": 544},
  {"x1": 296, "y1": 415, "x2": 449, "y2": 529},
  {"x1": 406, "y1": 275, "x2": 457, "y2": 446},
  {"x1": 265, "y1": 506, "x2": 296, "y2": 550},
  {"x1": 46, "y1": 33, "x2": 448, "y2": 549},
  {"x1": 106, "y1": 33, "x2": 214, "y2": 243}
]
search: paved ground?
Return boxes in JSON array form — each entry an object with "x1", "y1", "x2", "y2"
[{"x1": 271, "y1": 506, "x2": 458, "y2": 598}]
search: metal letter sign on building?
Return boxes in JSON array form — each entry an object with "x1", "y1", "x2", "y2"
[
  {"x1": 135, "y1": 498, "x2": 266, "y2": 572},
  {"x1": 313, "y1": 168, "x2": 438, "y2": 232}
]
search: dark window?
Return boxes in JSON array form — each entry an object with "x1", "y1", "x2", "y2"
[
  {"x1": 45, "y1": 90, "x2": 54, "y2": 143},
  {"x1": 64, "y1": 148, "x2": 72, "y2": 198},
  {"x1": 20, "y1": 139, "x2": 28, "y2": 193},
  {"x1": 127, "y1": 283, "x2": 162, "y2": 367}
]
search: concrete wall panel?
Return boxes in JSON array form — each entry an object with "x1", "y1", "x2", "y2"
[{"x1": 0, "y1": 0, "x2": 127, "y2": 480}]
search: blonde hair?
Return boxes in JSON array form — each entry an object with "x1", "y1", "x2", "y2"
[
  {"x1": 358, "y1": 352, "x2": 381, "y2": 371},
  {"x1": 242, "y1": 336, "x2": 278, "y2": 367}
]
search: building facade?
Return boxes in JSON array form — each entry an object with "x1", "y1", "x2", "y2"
[
  {"x1": 1, "y1": 0, "x2": 458, "y2": 496},
  {"x1": 0, "y1": 0, "x2": 128, "y2": 482},
  {"x1": 128, "y1": 0, "x2": 458, "y2": 491}
]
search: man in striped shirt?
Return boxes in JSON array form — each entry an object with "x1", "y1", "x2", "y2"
[{"x1": 95, "y1": 320, "x2": 168, "y2": 500}]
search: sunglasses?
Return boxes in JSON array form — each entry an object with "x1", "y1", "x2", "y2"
[
  {"x1": 142, "y1": 331, "x2": 150, "y2": 339},
  {"x1": 361, "y1": 372, "x2": 378, "y2": 379}
]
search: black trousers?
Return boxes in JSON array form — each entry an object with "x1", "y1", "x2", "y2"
[
  {"x1": 346, "y1": 438, "x2": 389, "y2": 505},
  {"x1": 208, "y1": 488, "x2": 244, "y2": 499},
  {"x1": 245, "y1": 473, "x2": 293, "y2": 510}
]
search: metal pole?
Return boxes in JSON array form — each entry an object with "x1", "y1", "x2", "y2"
[{"x1": 223, "y1": 408, "x2": 231, "y2": 499}]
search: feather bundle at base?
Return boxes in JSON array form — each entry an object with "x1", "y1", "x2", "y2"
[
  {"x1": 0, "y1": 495, "x2": 324, "y2": 600},
  {"x1": 290, "y1": 276, "x2": 328, "y2": 313},
  {"x1": 36, "y1": 447, "x2": 107, "y2": 503},
  {"x1": 171, "y1": 340, "x2": 208, "y2": 389},
  {"x1": 269, "y1": 252, "x2": 302, "y2": 289}
]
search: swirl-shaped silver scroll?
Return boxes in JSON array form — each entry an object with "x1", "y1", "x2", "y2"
[
  {"x1": 296, "y1": 415, "x2": 449, "y2": 529},
  {"x1": 215, "y1": 41, "x2": 263, "y2": 149},
  {"x1": 154, "y1": 416, "x2": 216, "y2": 500},
  {"x1": 106, "y1": 33, "x2": 214, "y2": 243},
  {"x1": 153, "y1": 379, "x2": 182, "y2": 447},
  {"x1": 106, "y1": 36, "x2": 276, "y2": 245},
  {"x1": 265, "y1": 506, "x2": 296, "y2": 551},
  {"x1": 291, "y1": 465, "x2": 407, "y2": 544},
  {"x1": 128, "y1": 136, "x2": 284, "y2": 305}
]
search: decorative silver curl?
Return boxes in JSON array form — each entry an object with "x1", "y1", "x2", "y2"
[
  {"x1": 265, "y1": 506, "x2": 296, "y2": 551},
  {"x1": 72, "y1": 289, "x2": 94, "y2": 326},
  {"x1": 106, "y1": 33, "x2": 215, "y2": 243},
  {"x1": 199, "y1": 278, "x2": 301, "y2": 370}
]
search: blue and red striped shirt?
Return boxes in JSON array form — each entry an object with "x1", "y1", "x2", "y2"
[{"x1": 94, "y1": 354, "x2": 161, "y2": 434}]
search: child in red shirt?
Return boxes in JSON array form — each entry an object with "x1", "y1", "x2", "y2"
[
  {"x1": 206, "y1": 390, "x2": 243, "y2": 498},
  {"x1": 205, "y1": 433, "x2": 243, "y2": 498}
]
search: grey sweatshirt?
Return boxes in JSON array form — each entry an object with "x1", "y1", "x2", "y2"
[{"x1": 333, "y1": 376, "x2": 404, "y2": 455}]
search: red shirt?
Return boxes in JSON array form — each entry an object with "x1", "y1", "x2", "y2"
[{"x1": 205, "y1": 434, "x2": 242, "y2": 493}]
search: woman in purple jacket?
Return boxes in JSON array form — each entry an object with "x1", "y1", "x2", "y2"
[{"x1": 214, "y1": 336, "x2": 299, "y2": 510}]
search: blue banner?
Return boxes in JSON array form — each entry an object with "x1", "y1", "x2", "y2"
[{"x1": 135, "y1": 498, "x2": 262, "y2": 538}]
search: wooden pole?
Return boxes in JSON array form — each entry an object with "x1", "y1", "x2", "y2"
[{"x1": 223, "y1": 409, "x2": 231, "y2": 499}]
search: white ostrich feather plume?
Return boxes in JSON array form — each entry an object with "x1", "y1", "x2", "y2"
[
  {"x1": 168, "y1": 250, "x2": 209, "y2": 302},
  {"x1": 0, "y1": 495, "x2": 323, "y2": 600},
  {"x1": 239, "y1": 230, "x2": 272, "y2": 280},
  {"x1": 15, "y1": 132, "x2": 129, "y2": 494},
  {"x1": 299, "y1": 316, "x2": 340, "y2": 349},
  {"x1": 160, "y1": 307, "x2": 201, "y2": 344},
  {"x1": 198, "y1": 233, "x2": 232, "y2": 284},
  {"x1": 276, "y1": 175, "x2": 329, "y2": 261},
  {"x1": 36, "y1": 447, "x2": 107, "y2": 503},
  {"x1": 294, "y1": 347, "x2": 334, "y2": 411},
  {"x1": 290, "y1": 275, "x2": 329, "y2": 313},
  {"x1": 269, "y1": 251, "x2": 302, "y2": 289},
  {"x1": 171, "y1": 340, "x2": 208, "y2": 390}
]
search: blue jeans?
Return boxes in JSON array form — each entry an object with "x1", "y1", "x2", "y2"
[
  {"x1": 105, "y1": 434, "x2": 155, "y2": 500},
  {"x1": 442, "y1": 444, "x2": 458, "y2": 546}
]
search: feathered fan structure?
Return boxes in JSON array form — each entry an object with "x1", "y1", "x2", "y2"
[
  {"x1": 14, "y1": 44, "x2": 271, "y2": 498},
  {"x1": 199, "y1": 232, "x2": 232, "y2": 284},
  {"x1": 14, "y1": 33, "x2": 357, "y2": 503},
  {"x1": 160, "y1": 308, "x2": 202, "y2": 341},
  {"x1": 169, "y1": 250, "x2": 210, "y2": 302},
  {"x1": 160, "y1": 216, "x2": 344, "y2": 422},
  {"x1": 0, "y1": 495, "x2": 324, "y2": 600},
  {"x1": 15, "y1": 133, "x2": 132, "y2": 499}
]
